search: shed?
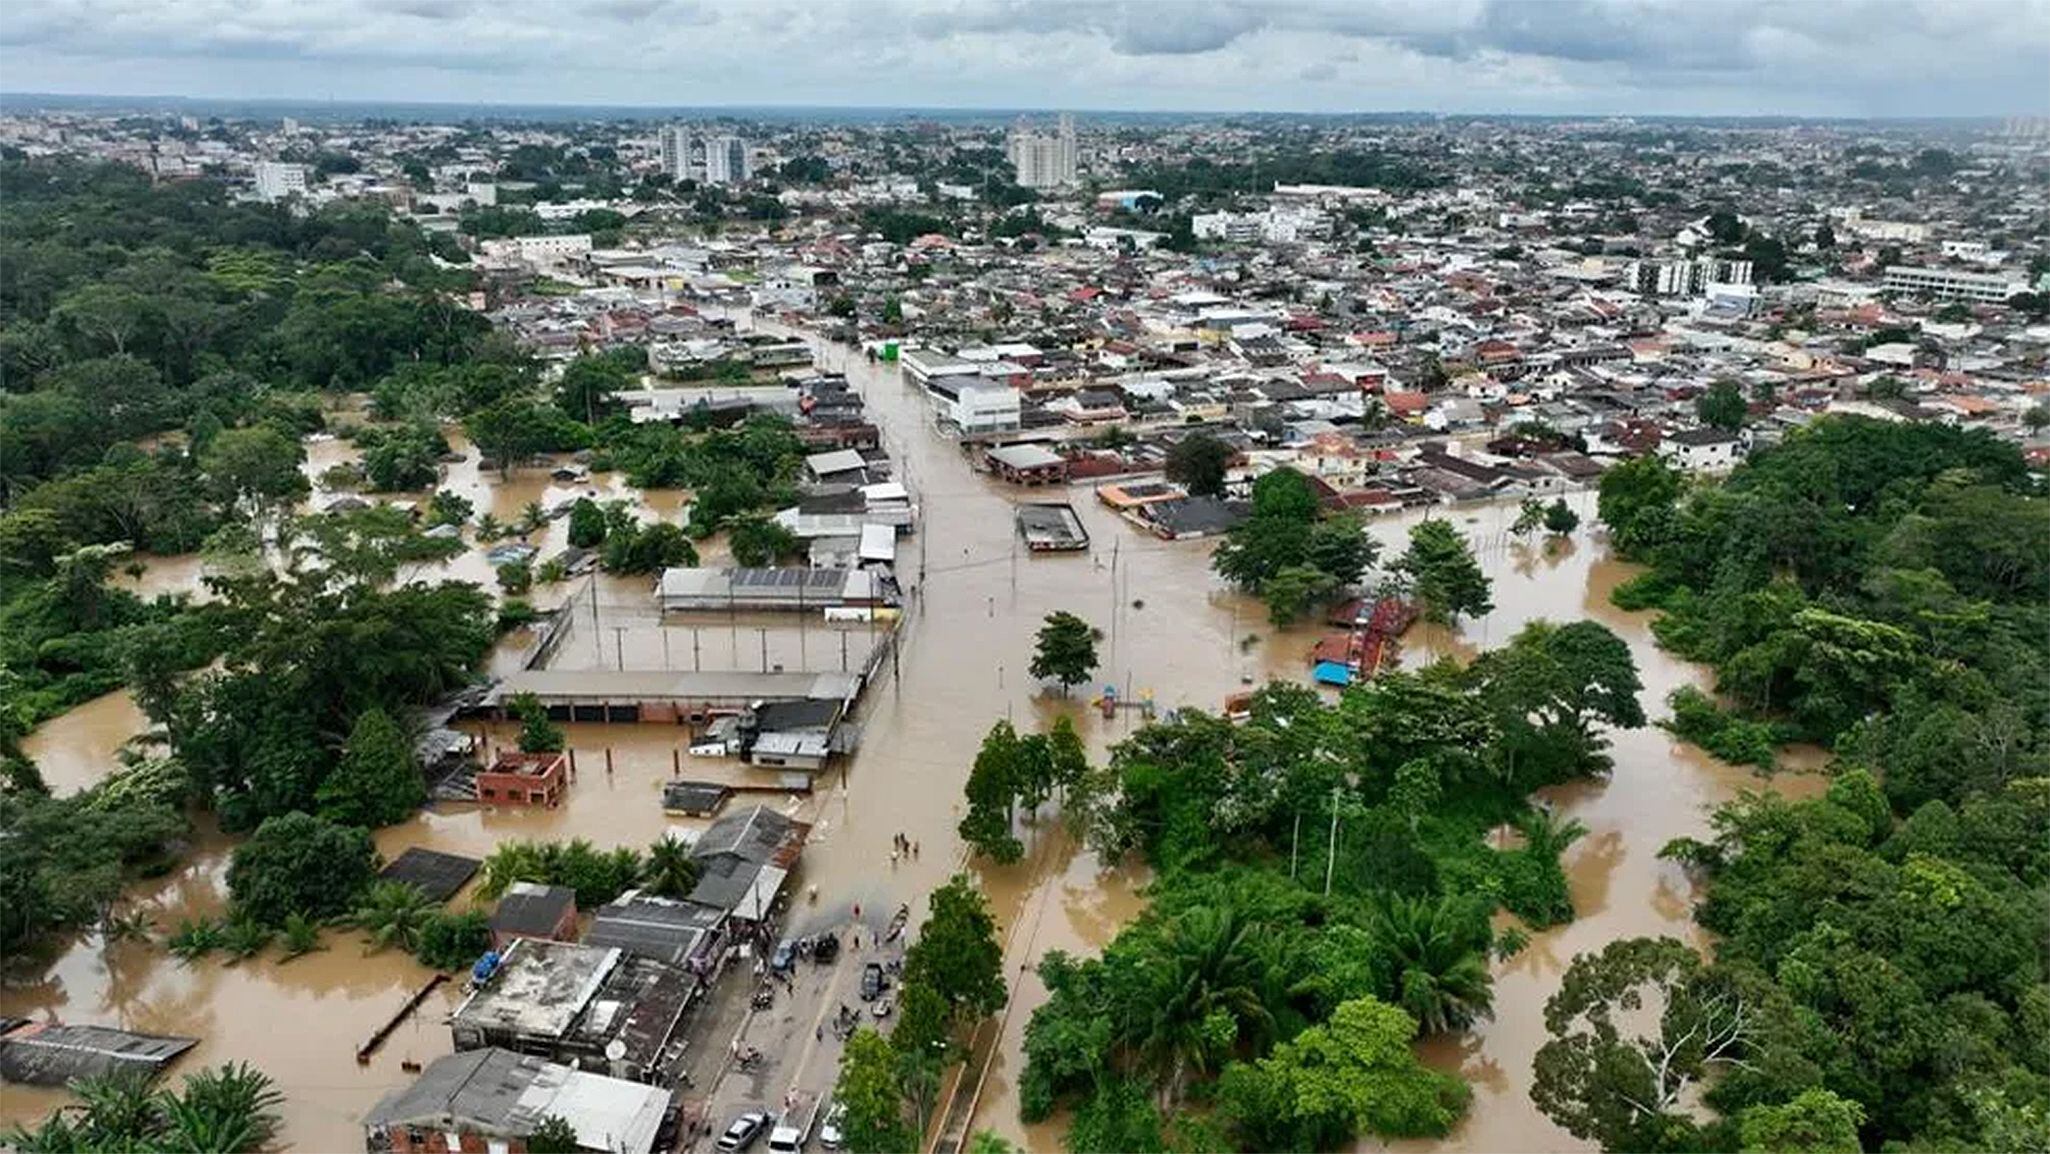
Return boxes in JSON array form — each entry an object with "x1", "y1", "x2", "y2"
[
  {"x1": 857, "y1": 523, "x2": 896, "y2": 565},
  {"x1": 379, "y1": 848, "x2": 482, "y2": 903},
  {"x1": 1312, "y1": 660, "x2": 1353, "y2": 687},
  {"x1": 0, "y1": 1022, "x2": 197, "y2": 1087},
  {"x1": 489, "y1": 882, "x2": 579, "y2": 950}
]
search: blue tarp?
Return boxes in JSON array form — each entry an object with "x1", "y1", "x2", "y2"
[{"x1": 1312, "y1": 660, "x2": 1352, "y2": 687}]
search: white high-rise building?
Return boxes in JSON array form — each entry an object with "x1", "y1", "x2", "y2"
[
  {"x1": 658, "y1": 126, "x2": 690, "y2": 181},
  {"x1": 253, "y1": 161, "x2": 308, "y2": 202},
  {"x1": 1008, "y1": 113, "x2": 1077, "y2": 189},
  {"x1": 704, "y1": 135, "x2": 748, "y2": 185}
]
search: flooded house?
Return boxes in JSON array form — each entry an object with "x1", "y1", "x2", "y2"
[
  {"x1": 476, "y1": 750, "x2": 571, "y2": 807},
  {"x1": 364, "y1": 1047, "x2": 671, "y2": 1154},
  {"x1": 0, "y1": 1022, "x2": 197, "y2": 1088},
  {"x1": 448, "y1": 939, "x2": 693, "y2": 1085},
  {"x1": 488, "y1": 882, "x2": 579, "y2": 951}
]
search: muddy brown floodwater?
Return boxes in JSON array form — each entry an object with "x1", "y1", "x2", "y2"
[{"x1": 3, "y1": 320, "x2": 1827, "y2": 1153}]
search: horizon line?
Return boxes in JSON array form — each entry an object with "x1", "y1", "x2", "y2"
[{"x1": 0, "y1": 90, "x2": 2025, "y2": 124}]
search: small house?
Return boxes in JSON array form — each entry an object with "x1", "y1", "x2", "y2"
[
  {"x1": 364, "y1": 1048, "x2": 670, "y2": 1154},
  {"x1": 476, "y1": 750, "x2": 569, "y2": 808},
  {"x1": 489, "y1": 882, "x2": 578, "y2": 951}
]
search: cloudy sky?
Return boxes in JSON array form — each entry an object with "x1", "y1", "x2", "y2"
[{"x1": 3, "y1": 0, "x2": 2046, "y2": 117}]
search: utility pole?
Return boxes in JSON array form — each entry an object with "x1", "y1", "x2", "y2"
[
  {"x1": 1290, "y1": 810, "x2": 1300, "y2": 878},
  {"x1": 1324, "y1": 784, "x2": 1342, "y2": 897},
  {"x1": 613, "y1": 626, "x2": 625, "y2": 672}
]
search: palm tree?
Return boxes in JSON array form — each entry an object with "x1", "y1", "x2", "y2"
[
  {"x1": 1367, "y1": 894, "x2": 1496, "y2": 1035},
  {"x1": 1125, "y1": 906, "x2": 1274, "y2": 1102},
  {"x1": 352, "y1": 881, "x2": 437, "y2": 954},
  {"x1": 1516, "y1": 807, "x2": 1588, "y2": 862},
  {"x1": 519, "y1": 501, "x2": 547, "y2": 534},
  {"x1": 642, "y1": 834, "x2": 700, "y2": 898},
  {"x1": 166, "y1": 1062, "x2": 283, "y2": 1152}
]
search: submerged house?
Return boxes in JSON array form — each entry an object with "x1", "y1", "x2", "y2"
[
  {"x1": 364, "y1": 1047, "x2": 671, "y2": 1154},
  {"x1": 448, "y1": 940, "x2": 694, "y2": 1085}
]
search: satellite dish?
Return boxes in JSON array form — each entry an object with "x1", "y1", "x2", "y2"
[{"x1": 605, "y1": 1039, "x2": 627, "y2": 1062}]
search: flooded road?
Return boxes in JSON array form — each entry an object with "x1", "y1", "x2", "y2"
[{"x1": 4, "y1": 324, "x2": 1825, "y2": 1152}]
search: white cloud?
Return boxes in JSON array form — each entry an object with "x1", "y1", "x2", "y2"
[{"x1": 1, "y1": 0, "x2": 2044, "y2": 115}]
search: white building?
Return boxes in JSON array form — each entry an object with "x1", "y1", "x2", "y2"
[
  {"x1": 1883, "y1": 265, "x2": 2027, "y2": 304},
  {"x1": 658, "y1": 126, "x2": 689, "y2": 180},
  {"x1": 1661, "y1": 427, "x2": 1745, "y2": 472},
  {"x1": 480, "y1": 234, "x2": 593, "y2": 269},
  {"x1": 951, "y1": 382, "x2": 1023, "y2": 433},
  {"x1": 704, "y1": 136, "x2": 748, "y2": 185},
  {"x1": 253, "y1": 161, "x2": 308, "y2": 202},
  {"x1": 1008, "y1": 114, "x2": 1076, "y2": 189},
  {"x1": 1627, "y1": 258, "x2": 1752, "y2": 298}
]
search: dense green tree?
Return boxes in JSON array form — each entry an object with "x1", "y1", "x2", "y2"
[
  {"x1": 226, "y1": 811, "x2": 377, "y2": 926},
  {"x1": 1737, "y1": 1088, "x2": 1864, "y2": 1154},
  {"x1": 1543, "y1": 498, "x2": 1580, "y2": 535},
  {"x1": 566, "y1": 497, "x2": 607, "y2": 548},
  {"x1": 510, "y1": 691, "x2": 565, "y2": 754},
  {"x1": 553, "y1": 353, "x2": 635, "y2": 423},
  {"x1": 1366, "y1": 894, "x2": 1496, "y2": 1035},
  {"x1": 413, "y1": 909, "x2": 490, "y2": 971},
  {"x1": 314, "y1": 707, "x2": 424, "y2": 828},
  {"x1": 1532, "y1": 937, "x2": 1784, "y2": 1152},
  {"x1": 1474, "y1": 620, "x2": 1645, "y2": 780},
  {"x1": 201, "y1": 425, "x2": 308, "y2": 520},
  {"x1": 1165, "y1": 432, "x2": 1232, "y2": 498},
  {"x1": 1596, "y1": 454, "x2": 1684, "y2": 559},
  {"x1": 1029, "y1": 611, "x2": 1099, "y2": 693},
  {"x1": 1217, "y1": 998, "x2": 1470, "y2": 1148},
  {"x1": 1397, "y1": 519, "x2": 1493, "y2": 625},
  {"x1": 1697, "y1": 379, "x2": 1749, "y2": 430},
  {"x1": 727, "y1": 513, "x2": 800, "y2": 567},
  {"x1": 904, "y1": 873, "x2": 1008, "y2": 1021},
  {"x1": 959, "y1": 720, "x2": 1025, "y2": 863},
  {"x1": 1212, "y1": 468, "x2": 1373, "y2": 622},
  {"x1": 526, "y1": 1114, "x2": 581, "y2": 1154},
  {"x1": 835, "y1": 1029, "x2": 916, "y2": 1154}
]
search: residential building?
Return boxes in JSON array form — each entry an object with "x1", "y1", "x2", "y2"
[
  {"x1": 363, "y1": 1047, "x2": 671, "y2": 1154},
  {"x1": 488, "y1": 882, "x2": 578, "y2": 951},
  {"x1": 1661, "y1": 427, "x2": 1746, "y2": 472},
  {"x1": 687, "y1": 805, "x2": 810, "y2": 922},
  {"x1": 658, "y1": 125, "x2": 689, "y2": 180},
  {"x1": 1882, "y1": 265, "x2": 2028, "y2": 304},
  {"x1": 253, "y1": 161, "x2": 308, "y2": 202},
  {"x1": 1008, "y1": 113, "x2": 1077, "y2": 189},
  {"x1": 1627, "y1": 258, "x2": 1752, "y2": 297},
  {"x1": 476, "y1": 750, "x2": 569, "y2": 808},
  {"x1": 448, "y1": 940, "x2": 694, "y2": 1084},
  {"x1": 704, "y1": 135, "x2": 747, "y2": 185}
]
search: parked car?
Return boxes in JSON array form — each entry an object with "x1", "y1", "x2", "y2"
[
  {"x1": 771, "y1": 939, "x2": 798, "y2": 973},
  {"x1": 718, "y1": 1111, "x2": 770, "y2": 1152},
  {"x1": 812, "y1": 932, "x2": 840, "y2": 964},
  {"x1": 818, "y1": 1102, "x2": 846, "y2": 1151},
  {"x1": 859, "y1": 961, "x2": 885, "y2": 1001}
]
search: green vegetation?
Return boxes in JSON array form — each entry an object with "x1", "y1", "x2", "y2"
[
  {"x1": 3, "y1": 1061, "x2": 283, "y2": 1153},
  {"x1": 832, "y1": 874, "x2": 1009, "y2": 1151},
  {"x1": 1020, "y1": 636, "x2": 1647, "y2": 1147},
  {"x1": 1165, "y1": 432, "x2": 1233, "y2": 498},
  {"x1": 0, "y1": 758, "x2": 188, "y2": 955},
  {"x1": 591, "y1": 413, "x2": 802, "y2": 537},
  {"x1": 477, "y1": 836, "x2": 662, "y2": 908},
  {"x1": 1029, "y1": 610, "x2": 1099, "y2": 693},
  {"x1": 1212, "y1": 468, "x2": 1374, "y2": 626},
  {"x1": 958, "y1": 717, "x2": 1088, "y2": 864},
  {"x1": 1396, "y1": 519, "x2": 1493, "y2": 626},
  {"x1": 225, "y1": 811, "x2": 378, "y2": 926},
  {"x1": 1539, "y1": 414, "x2": 2050, "y2": 1152}
]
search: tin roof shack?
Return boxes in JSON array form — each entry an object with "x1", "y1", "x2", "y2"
[
  {"x1": 489, "y1": 882, "x2": 579, "y2": 951},
  {"x1": 449, "y1": 940, "x2": 693, "y2": 1085},
  {"x1": 742, "y1": 698, "x2": 843, "y2": 771},
  {"x1": 585, "y1": 894, "x2": 726, "y2": 969},
  {"x1": 477, "y1": 750, "x2": 569, "y2": 808},
  {"x1": 688, "y1": 805, "x2": 809, "y2": 922},
  {"x1": 0, "y1": 1022, "x2": 197, "y2": 1087},
  {"x1": 364, "y1": 1047, "x2": 670, "y2": 1154},
  {"x1": 380, "y1": 848, "x2": 482, "y2": 903}
]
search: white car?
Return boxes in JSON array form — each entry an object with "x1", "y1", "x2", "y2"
[{"x1": 817, "y1": 1101, "x2": 846, "y2": 1151}]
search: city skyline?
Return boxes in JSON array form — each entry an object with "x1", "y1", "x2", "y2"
[{"x1": 3, "y1": 0, "x2": 2047, "y2": 119}]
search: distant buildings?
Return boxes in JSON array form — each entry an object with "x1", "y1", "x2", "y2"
[
  {"x1": 704, "y1": 135, "x2": 748, "y2": 185},
  {"x1": 1883, "y1": 265, "x2": 2028, "y2": 303},
  {"x1": 1009, "y1": 114, "x2": 1077, "y2": 189},
  {"x1": 252, "y1": 160, "x2": 307, "y2": 202},
  {"x1": 1626, "y1": 258, "x2": 1753, "y2": 297},
  {"x1": 658, "y1": 125, "x2": 689, "y2": 180}
]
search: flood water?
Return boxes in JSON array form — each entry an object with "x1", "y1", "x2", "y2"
[{"x1": 2, "y1": 321, "x2": 1828, "y2": 1152}]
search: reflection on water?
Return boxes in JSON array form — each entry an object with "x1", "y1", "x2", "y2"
[{"x1": 5, "y1": 338, "x2": 1830, "y2": 1152}]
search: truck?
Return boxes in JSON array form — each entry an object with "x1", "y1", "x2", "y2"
[{"x1": 767, "y1": 1091, "x2": 819, "y2": 1154}]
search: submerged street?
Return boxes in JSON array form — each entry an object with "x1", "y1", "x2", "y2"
[{"x1": 4, "y1": 322, "x2": 1829, "y2": 1153}]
